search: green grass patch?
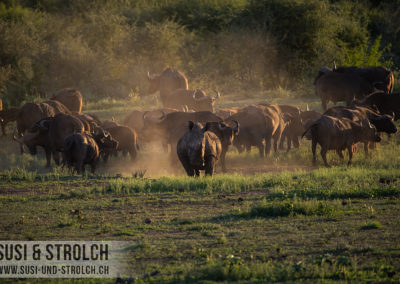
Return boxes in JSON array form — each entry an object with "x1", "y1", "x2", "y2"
[{"x1": 248, "y1": 199, "x2": 339, "y2": 218}]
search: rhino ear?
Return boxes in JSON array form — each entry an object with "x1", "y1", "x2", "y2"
[{"x1": 188, "y1": 121, "x2": 194, "y2": 130}]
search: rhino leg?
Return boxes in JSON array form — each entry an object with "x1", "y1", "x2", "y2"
[
  {"x1": 178, "y1": 155, "x2": 195, "y2": 176},
  {"x1": 205, "y1": 156, "x2": 216, "y2": 176}
]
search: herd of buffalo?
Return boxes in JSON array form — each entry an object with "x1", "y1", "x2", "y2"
[{"x1": 0, "y1": 66, "x2": 398, "y2": 175}]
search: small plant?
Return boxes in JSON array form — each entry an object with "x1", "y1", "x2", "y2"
[{"x1": 360, "y1": 221, "x2": 382, "y2": 230}]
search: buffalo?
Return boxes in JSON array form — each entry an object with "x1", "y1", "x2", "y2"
[
  {"x1": 353, "y1": 92, "x2": 400, "y2": 120},
  {"x1": 102, "y1": 124, "x2": 139, "y2": 162},
  {"x1": 324, "y1": 105, "x2": 397, "y2": 155},
  {"x1": 203, "y1": 120, "x2": 239, "y2": 172},
  {"x1": 177, "y1": 121, "x2": 222, "y2": 176},
  {"x1": 314, "y1": 70, "x2": 374, "y2": 111},
  {"x1": 16, "y1": 101, "x2": 71, "y2": 154},
  {"x1": 123, "y1": 108, "x2": 179, "y2": 152},
  {"x1": 278, "y1": 105, "x2": 303, "y2": 151},
  {"x1": 0, "y1": 107, "x2": 19, "y2": 136},
  {"x1": 303, "y1": 115, "x2": 381, "y2": 167},
  {"x1": 146, "y1": 67, "x2": 189, "y2": 106},
  {"x1": 164, "y1": 89, "x2": 220, "y2": 112},
  {"x1": 333, "y1": 66, "x2": 394, "y2": 94},
  {"x1": 63, "y1": 131, "x2": 118, "y2": 174},
  {"x1": 13, "y1": 113, "x2": 85, "y2": 167},
  {"x1": 225, "y1": 105, "x2": 285, "y2": 157},
  {"x1": 51, "y1": 88, "x2": 83, "y2": 113}
]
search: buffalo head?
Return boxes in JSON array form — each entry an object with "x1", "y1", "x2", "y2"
[{"x1": 147, "y1": 71, "x2": 160, "y2": 95}]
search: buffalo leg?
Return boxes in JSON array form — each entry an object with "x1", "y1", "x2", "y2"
[
  {"x1": 292, "y1": 136, "x2": 300, "y2": 148},
  {"x1": 321, "y1": 98, "x2": 328, "y2": 111},
  {"x1": 52, "y1": 151, "x2": 60, "y2": 166},
  {"x1": 74, "y1": 161, "x2": 83, "y2": 174},
  {"x1": 245, "y1": 144, "x2": 251, "y2": 153},
  {"x1": 336, "y1": 150, "x2": 344, "y2": 159},
  {"x1": 265, "y1": 137, "x2": 272, "y2": 157},
  {"x1": 205, "y1": 156, "x2": 216, "y2": 176},
  {"x1": 1, "y1": 122, "x2": 6, "y2": 136},
  {"x1": 286, "y1": 136, "x2": 292, "y2": 152},
  {"x1": 220, "y1": 147, "x2": 227, "y2": 173},
  {"x1": 45, "y1": 149, "x2": 52, "y2": 168},
  {"x1": 194, "y1": 169, "x2": 200, "y2": 177},
  {"x1": 257, "y1": 141, "x2": 265, "y2": 158},
  {"x1": 347, "y1": 145, "x2": 353, "y2": 165},
  {"x1": 103, "y1": 152, "x2": 109, "y2": 163},
  {"x1": 364, "y1": 142, "x2": 369, "y2": 157},
  {"x1": 91, "y1": 159, "x2": 98, "y2": 174},
  {"x1": 279, "y1": 133, "x2": 286, "y2": 150},
  {"x1": 129, "y1": 147, "x2": 137, "y2": 162},
  {"x1": 312, "y1": 139, "x2": 317, "y2": 166},
  {"x1": 321, "y1": 148, "x2": 330, "y2": 167}
]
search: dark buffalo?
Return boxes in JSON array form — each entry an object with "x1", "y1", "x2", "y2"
[
  {"x1": 16, "y1": 101, "x2": 71, "y2": 153},
  {"x1": 165, "y1": 89, "x2": 220, "y2": 112},
  {"x1": 203, "y1": 120, "x2": 239, "y2": 172},
  {"x1": 324, "y1": 105, "x2": 397, "y2": 155},
  {"x1": 63, "y1": 131, "x2": 118, "y2": 174},
  {"x1": 303, "y1": 115, "x2": 381, "y2": 167},
  {"x1": 177, "y1": 121, "x2": 222, "y2": 176},
  {"x1": 0, "y1": 107, "x2": 19, "y2": 135},
  {"x1": 51, "y1": 88, "x2": 83, "y2": 113},
  {"x1": 147, "y1": 67, "x2": 189, "y2": 106},
  {"x1": 333, "y1": 66, "x2": 394, "y2": 94},
  {"x1": 102, "y1": 125, "x2": 139, "y2": 162},
  {"x1": 278, "y1": 105, "x2": 303, "y2": 151},
  {"x1": 315, "y1": 71, "x2": 374, "y2": 111},
  {"x1": 13, "y1": 113, "x2": 85, "y2": 167},
  {"x1": 353, "y1": 92, "x2": 400, "y2": 120}
]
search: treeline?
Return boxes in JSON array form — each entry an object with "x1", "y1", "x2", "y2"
[{"x1": 0, "y1": 0, "x2": 398, "y2": 106}]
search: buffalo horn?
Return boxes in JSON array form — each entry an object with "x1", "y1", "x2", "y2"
[
  {"x1": 233, "y1": 120, "x2": 239, "y2": 132},
  {"x1": 12, "y1": 129, "x2": 24, "y2": 144}
]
